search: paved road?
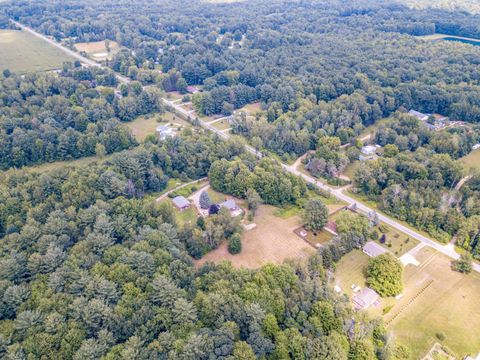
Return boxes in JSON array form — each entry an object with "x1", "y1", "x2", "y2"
[{"x1": 14, "y1": 20, "x2": 478, "y2": 272}]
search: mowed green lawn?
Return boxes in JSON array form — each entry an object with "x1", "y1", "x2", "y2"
[{"x1": 0, "y1": 30, "x2": 73, "y2": 73}]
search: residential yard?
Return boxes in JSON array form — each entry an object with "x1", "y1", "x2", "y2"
[
  {"x1": 125, "y1": 112, "x2": 189, "y2": 141},
  {"x1": 197, "y1": 204, "x2": 315, "y2": 268},
  {"x1": 375, "y1": 222, "x2": 419, "y2": 256},
  {"x1": 165, "y1": 91, "x2": 185, "y2": 101},
  {"x1": 74, "y1": 40, "x2": 120, "y2": 61},
  {"x1": 274, "y1": 191, "x2": 346, "y2": 219},
  {"x1": 459, "y1": 148, "x2": 480, "y2": 172},
  {"x1": 342, "y1": 160, "x2": 360, "y2": 180},
  {"x1": 211, "y1": 118, "x2": 231, "y2": 131},
  {"x1": 0, "y1": 30, "x2": 73, "y2": 73},
  {"x1": 334, "y1": 246, "x2": 480, "y2": 359}
]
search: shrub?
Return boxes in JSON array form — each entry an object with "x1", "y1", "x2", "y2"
[
  {"x1": 228, "y1": 234, "x2": 242, "y2": 254},
  {"x1": 452, "y1": 253, "x2": 473, "y2": 274}
]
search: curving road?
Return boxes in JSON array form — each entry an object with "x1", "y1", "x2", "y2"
[{"x1": 13, "y1": 19, "x2": 479, "y2": 272}]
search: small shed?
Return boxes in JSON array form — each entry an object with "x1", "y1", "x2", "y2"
[
  {"x1": 172, "y1": 196, "x2": 190, "y2": 211},
  {"x1": 353, "y1": 287, "x2": 380, "y2": 311},
  {"x1": 363, "y1": 241, "x2": 388, "y2": 258}
]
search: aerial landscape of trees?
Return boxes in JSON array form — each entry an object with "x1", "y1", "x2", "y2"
[{"x1": 1, "y1": 0, "x2": 480, "y2": 357}]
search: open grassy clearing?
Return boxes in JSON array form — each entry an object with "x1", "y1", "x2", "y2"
[
  {"x1": 0, "y1": 30, "x2": 74, "y2": 73},
  {"x1": 125, "y1": 111, "x2": 190, "y2": 141},
  {"x1": 388, "y1": 247, "x2": 480, "y2": 358},
  {"x1": 18, "y1": 155, "x2": 102, "y2": 174},
  {"x1": 237, "y1": 102, "x2": 262, "y2": 115},
  {"x1": 211, "y1": 118, "x2": 231, "y2": 130},
  {"x1": 459, "y1": 148, "x2": 480, "y2": 172},
  {"x1": 334, "y1": 246, "x2": 480, "y2": 358},
  {"x1": 342, "y1": 160, "x2": 360, "y2": 180},
  {"x1": 74, "y1": 40, "x2": 120, "y2": 61},
  {"x1": 273, "y1": 191, "x2": 345, "y2": 219},
  {"x1": 165, "y1": 91, "x2": 185, "y2": 101},
  {"x1": 197, "y1": 204, "x2": 314, "y2": 269}
]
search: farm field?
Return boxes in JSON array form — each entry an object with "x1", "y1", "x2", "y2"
[
  {"x1": 125, "y1": 111, "x2": 190, "y2": 141},
  {"x1": 334, "y1": 246, "x2": 480, "y2": 359},
  {"x1": 0, "y1": 30, "x2": 73, "y2": 73},
  {"x1": 74, "y1": 40, "x2": 120, "y2": 61},
  {"x1": 197, "y1": 204, "x2": 314, "y2": 269},
  {"x1": 459, "y1": 148, "x2": 480, "y2": 172},
  {"x1": 389, "y1": 247, "x2": 480, "y2": 358}
]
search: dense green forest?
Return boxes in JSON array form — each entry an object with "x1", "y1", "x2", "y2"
[
  {"x1": 1, "y1": 0, "x2": 480, "y2": 357},
  {"x1": 0, "y1": 132, "x2": 406, "y2": 359},
  {"x1": 0, "y1": 64, "x2": 164, "y2": 169}
]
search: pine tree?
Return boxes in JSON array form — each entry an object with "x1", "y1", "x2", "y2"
[{"x1": 200, "y1": 191, "x2": 211, "y2": 209}]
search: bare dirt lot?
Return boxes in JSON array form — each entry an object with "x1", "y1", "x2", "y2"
[
  {"x1": 197, "y1": 205, "x2": 315, "y2": 269},
  {"x1": 74, "y1": 40, "x2": 120, "y2": 61}
]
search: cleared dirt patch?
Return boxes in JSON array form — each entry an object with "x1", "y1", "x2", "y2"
[
  {"x1": 74, "y1": 40, "x2": 120, "y2": 61},
  {"x1": 197, "y1": 205, "x2": 314, "y2": 269}
]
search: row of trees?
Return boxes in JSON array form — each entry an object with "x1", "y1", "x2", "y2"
[{"x1": 208, "y1": 158, "x2": 307, "y2": 206}]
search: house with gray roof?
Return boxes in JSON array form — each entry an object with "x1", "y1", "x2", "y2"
[
  {"x1": 219, "y1": 199, "x2": 243, "y2": 217},
  {"x1": 172, "y1": 196, "x2": 190, "y2": 211},
  {"x1": 363, "y1": 241, "x2": 388, "y2": 257},
  {"x1": 156, "y1": 125, "x2": 175, "y2": 140},
  {"x1": 353, "y1": 287, "x2": 380, "y2": 311}
]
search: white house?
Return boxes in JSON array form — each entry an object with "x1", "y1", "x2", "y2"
[
  {"x1": 156, "y1": 125, "x2": 175, "y2": 140},
  {"x1": 359, "y1": 145, "x2": 381, "y2": 161}
]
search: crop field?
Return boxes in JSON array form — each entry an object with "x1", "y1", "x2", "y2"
[{"x1": 0, "y1": 30, "x2": 73, "y2": 73}]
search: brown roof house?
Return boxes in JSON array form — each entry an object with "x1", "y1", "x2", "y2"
[{"x1": 352, "y1": 287, "x2": 380, "y2": 311}]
